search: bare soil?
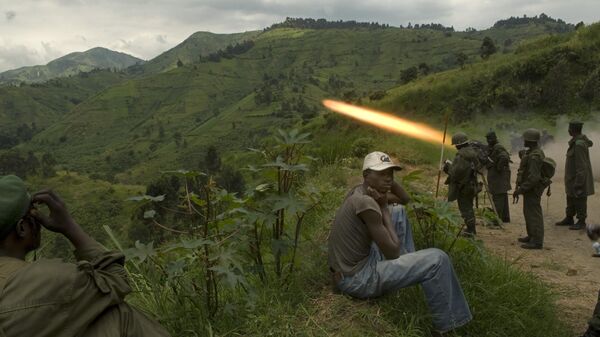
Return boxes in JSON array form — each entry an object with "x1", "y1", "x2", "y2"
[{"x1": 477, "y1": 174, "x2": 600, "y2": 335}]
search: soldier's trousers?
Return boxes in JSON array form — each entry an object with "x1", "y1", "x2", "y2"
[
  {"x1": 492, "y1": 193, "x2": 510, "y2": 223},
  {"x1": 566, "y1": 196, "x2": 588, "y2": 222},
  {"x1": 586, "y1": 288, "x2": 600, "y2": 333},
  {"x1": 457, "y1": 194, "x2": 476, "y2": 234},
  {"x1": 523, "y1": 190, "x2": 544, "y2": 246}
]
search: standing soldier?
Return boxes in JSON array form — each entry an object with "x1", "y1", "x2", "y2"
[
  {"x1": 514, "y1": 128, "x2": 546, "y2": 249},
  {"x1": 555, "y1": 121, "x2": 594, "y2": 230},
  {"x1": 485, "y1": 131, "x2": 511, "y2": 223},
  {"x1": 444, "y1": 132, "x2": 480, "y2": 237}
]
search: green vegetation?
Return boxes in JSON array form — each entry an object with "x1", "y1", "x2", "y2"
[
  {"x1": 0, "y1": 16, "x2": 597, "y2": 336},
  {"x1": 0, "y1": 47, "x2": 143, "y2": 85}
]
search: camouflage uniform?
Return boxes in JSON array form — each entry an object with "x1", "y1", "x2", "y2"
[
  {"x1": 516, "y1": 144, "x2": 546, "y2": 247},
  {"x1": 562, "y1": 133, "x2": 594, "y2": 229},
  {"x1": 446, "y1": 133, "x2": 480, "y2": 236},
  {"x1": 486, "y1": 132, "x2": 512, "y2": 223}
]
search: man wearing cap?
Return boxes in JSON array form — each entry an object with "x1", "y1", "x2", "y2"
[
  {"x1": 328, "y1": 151, "x2": 472, "y2": 336},
  {"x1": 485, "y1": 131, "x2": 511, "y2": 223},
  {"x1": 515, "y1": 129, "x2": 547, "y2": 249},
  {"x1": 444, "y1": 132, "x2": 480, "y2": 236},
  {"x1": 0, "y1": 175, "x2": 171, "y2": 337},
  {"x1": 555, "y1": 121, "x2": 594, "y2": 230}
]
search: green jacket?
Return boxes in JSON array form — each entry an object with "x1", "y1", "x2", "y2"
[
  {"x1": 0, "y1": 240, "x2": 170, "y2": 337},
  {"x1": 486, "y1": 143, "x2": 512, "y2": 194},
  {"x1": 446, "y1": 146, "x2": 479, "y2": 201},
  {"x1": 565, "y1": 134, "x2": 595, "y2": 197},
  {"x1": 516, "y1": 147, "x2": 545, "y2": 194}
]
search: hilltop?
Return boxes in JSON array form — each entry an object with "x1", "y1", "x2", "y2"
[
  {"x1": 0, "y1": 47, "x2": 143, "y2": 85},
  {"x1": 0, "y1": 16, "x2": 580, "y2": 183}
]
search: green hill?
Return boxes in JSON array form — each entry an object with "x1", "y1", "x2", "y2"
[
  {"x1": 374, "y1": 23, "x2": 600, "y2": 133},
  {"x1": 0, "y1": 47, "x2": 143, "y2": 85},
  {"x1": 6, "y1": 20, "x2": 577, "y2": 182},
  {"x1": 138, "y1": 31, "x2": 262, "y2": 74}
]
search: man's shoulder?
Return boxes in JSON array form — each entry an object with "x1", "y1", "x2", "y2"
[
  {"x1": 527, "y1": 148, "x2": 544, "y2": 159},
  {"x1": 493, "y1": 143, "x2": 508, "y2": 152}
]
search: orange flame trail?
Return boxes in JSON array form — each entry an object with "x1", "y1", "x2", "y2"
[{"x1": 322, "y1": 99, "x2": 451, "y2": 147}]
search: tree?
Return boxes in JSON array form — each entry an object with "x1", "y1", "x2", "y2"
[
  {"x1": 480, "y1": 37, "x2": 497, "y2": 59},
  {"x1": 205, "y1": 146, "x2": 221, "y2": 174},
  {"x1": 456, "y1": 52, "x2": 468, "y2": 69},
  {"x1": 400, "y1": 66, "x2": 418, "y2": 83},
  {"x1": 418, "y1": 62, "x2": 430, "y2": 75}
]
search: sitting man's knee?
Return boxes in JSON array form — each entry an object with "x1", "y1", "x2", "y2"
[{"x1": 429, "y1": 248, "x2": 450, "y2": 264}]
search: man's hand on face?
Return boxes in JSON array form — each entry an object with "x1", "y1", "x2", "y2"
[
  {"x1": 366, "y1": 186, "x2": 388, "y2": 206},
  {"x1": 31, "y1": 190, "x2": 78, "y2": 235}
]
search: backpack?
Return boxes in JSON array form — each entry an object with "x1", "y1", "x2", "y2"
[{"x1": 540, "y1": 157, "x2": 556, "y2": 187}]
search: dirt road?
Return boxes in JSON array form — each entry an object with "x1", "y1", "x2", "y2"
[{"x1": 477, "y1": 161, "x2": 600, "y2": 334}]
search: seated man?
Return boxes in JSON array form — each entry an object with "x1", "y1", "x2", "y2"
[
  {"x1": 0, "y1": 175, "x2": 171, "y2": 337},
  {"x1": 328, "y1": 152, "x2": 472, "y2": 336}
]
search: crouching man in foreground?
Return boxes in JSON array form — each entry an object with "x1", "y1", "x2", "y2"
[
  {"x1": 0, "y1": 175, "x2": 171, "y2": 337},
  {"x1": 328, "y1": 152, "x2": 472, "y2": 336}
]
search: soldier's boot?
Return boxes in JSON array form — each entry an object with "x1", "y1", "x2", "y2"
[
  {"x1": 521, "y1": 242, "x2": 543, "y2": 249},
  {"x1": 555, "y1": 217, "x2": 574, "y2": 226},
  {"x1": 462, "y1": 219, "x2": 477, "y2": 237},
  {"x1": 517, "y1": 236, "x2": 530, "y2": 243},
  {"x1": 570, "y1": 219, "x2": 587, "y2": 230},
  {"x1": 580, "y1": 327, "x2": 600, "y2": 337}
]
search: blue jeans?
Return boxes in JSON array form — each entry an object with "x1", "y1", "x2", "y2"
[{"x1": 337, "y1": 205, "x2": 472, "y2": 333}]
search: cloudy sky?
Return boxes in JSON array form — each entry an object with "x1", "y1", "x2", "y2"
[{"x1": 0, "y1": 0, "x2": 599, "y2": 72}]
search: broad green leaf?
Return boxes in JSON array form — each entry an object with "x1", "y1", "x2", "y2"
[{"x1": 143, "y1": 210, "x2": 156, "y2": 219}]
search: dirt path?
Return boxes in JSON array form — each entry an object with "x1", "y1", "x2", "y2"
[{"x1": 477, "y1": 170, "x2": 600, "y2": 334}]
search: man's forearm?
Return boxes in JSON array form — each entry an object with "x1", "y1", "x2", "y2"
[
  {"x1": 381, "y1": 205, "x2": 400, "y2": 247},
  {"x1": 389, "y1": 181, "x2": 410, "y2": 205},
  {"x1": 63, "y1": 222, "x2": 96, "y2": 253}
]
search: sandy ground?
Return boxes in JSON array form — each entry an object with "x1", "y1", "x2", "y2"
[{"x1": 476, "y1": 166, "x2": 600, "y2": 334}]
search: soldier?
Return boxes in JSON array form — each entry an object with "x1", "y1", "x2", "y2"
[
  {"x1": 579, "y1": 223, "x2": 600, "y2": 337},
  {"x1": 514, "y1": 129, "x2": 546, "y2": 249},
  {"x1": 0, "y1": 175, "x2": 172, "y2": 337},
  {"x1": 555, "y1": 121, "x2": 594, "y2": 230},
  {"x1": 485, "y1": 131, "x2": 511, "y2": 223},
  {"x1": 444, "y1": 132, "x2": 480, "y2": 237}
]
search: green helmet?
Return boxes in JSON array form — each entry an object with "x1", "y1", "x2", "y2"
[
  {"x1": 451, "y1": 132, "x2": 469, "y2": 146},
  {"x1": 522, "y1": 128, "x2": 541, "y2": 142}
]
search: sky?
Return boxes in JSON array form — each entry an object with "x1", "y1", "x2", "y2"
[{"x1": 0, "y1": 0, "x2": 599, "y2": 72}]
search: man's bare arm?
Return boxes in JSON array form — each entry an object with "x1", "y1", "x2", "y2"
[
  {"x1": 387, "y1": 181, "x2": 410, "y2": 205},
  {"x1": 359, "y1": 209, "x2": 400, "y2": 259}
]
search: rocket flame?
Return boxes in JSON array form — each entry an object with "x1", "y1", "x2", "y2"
[{"x1": 322, "y1": 99, "x2": 451, "y2": 147}]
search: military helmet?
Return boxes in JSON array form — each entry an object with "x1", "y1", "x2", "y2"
[
  {"x1": 485, "y1": 130, "x2": 497, "y2": 140},
  {"x1": 451, "y1": 132, "x2": 469, "y2": 146},
  {"x1": 522, "y1": 128, "x2": 541, "y2": 142}
]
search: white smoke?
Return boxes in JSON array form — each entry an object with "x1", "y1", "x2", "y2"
[{"x1": 541, "y1": 117, "x2": 600, "y2": 182}]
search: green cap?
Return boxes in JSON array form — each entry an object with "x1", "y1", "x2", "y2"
[{"x1": 0, "y1": 175, "x2": 31, "y2": 238}]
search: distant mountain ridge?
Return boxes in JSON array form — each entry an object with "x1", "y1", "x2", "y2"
[
  {"x1": 137, "y1": 31, "x2": 261, "y2": 74},
  {"x1": 0, "y1": 47, "x2": 143, "y2": 84}
]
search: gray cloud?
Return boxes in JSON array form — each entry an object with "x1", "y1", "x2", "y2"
[
  {"x1": 5, "y1": 10, "x2": 16, "y2": 21},
  {"x1": 0, "y1": 0, "x2": 599, "y2": 73},
  {"x1": 155, "y1": 35, "x2": 167, "y2": 44}
]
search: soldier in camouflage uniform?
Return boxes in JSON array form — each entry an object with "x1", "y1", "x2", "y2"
[
  {"x1": 514, "y1": 129, "x2": 546, "y2": 249},
  {"x1": 485, "y1": 131, "x2": 511, "y2": 223},
  {"x1": 580, "y1": 223, "x2": 600, "y2": 337},
  {"x1": 0, "y1": 175, "x2": 171, "y2": 337},
  {"x1": 555, "y1": 121, "x2": 595, "y2": 230},
  {"x1": 444, "y1": 132, "x2": 480, "y2": 237}
]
